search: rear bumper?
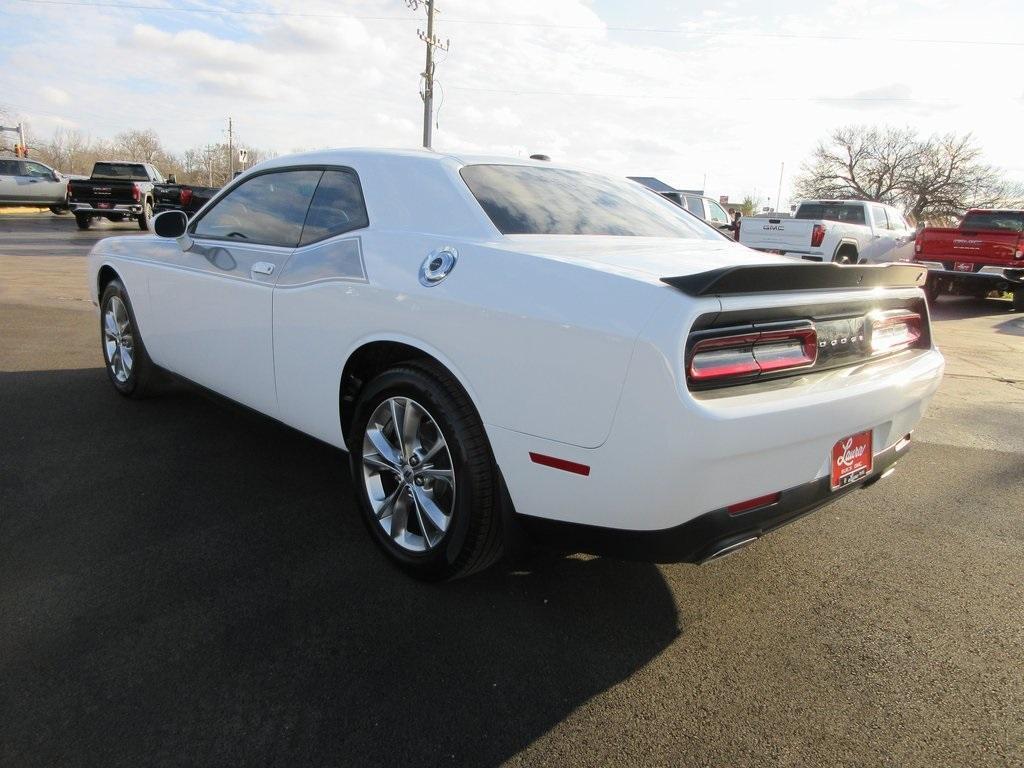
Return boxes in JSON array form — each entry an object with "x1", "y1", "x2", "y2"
[
  {"x1": 916, "y1": 263, "x2": 1023, "y2": 287},
  {"x1": 70, "y1": 203, "x2": 142, "y2": 216},
  {"x1": 518, "y1": 434, "x2": 911, "y2": 563}
]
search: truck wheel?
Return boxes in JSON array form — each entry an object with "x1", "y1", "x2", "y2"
[
  {"x1": 349, "y1": 360, "x2": 503, "y2": 581},
  {"x1": 835, "y1": 250, "x2": 857, "y2": 265},
  {"x1": 925, "y1": 279, "x2": 941, "y2": 304},
  {"x1": 75, "y1": 214, "x2": 92, "y2": 230},
  {"x1": 99, "y1": 279, "x2": 158, "y2": 398},
  {"x1": 138, "y1": 199, "x2": 153, "y2": 231},
  {"x1": 1013, "y1": 289, "x2": 1024, "y2": 313},
  {"x1": 49, "y1": 205, "x2": 69, "y2": 215}
]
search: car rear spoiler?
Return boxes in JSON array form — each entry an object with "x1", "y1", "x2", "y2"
[{"x1": 661, "y1": 262, "x2": 927, "y2": 297}]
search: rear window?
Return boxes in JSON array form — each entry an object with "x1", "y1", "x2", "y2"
[
  {"x1": 795, "y1": 202, "x2": 866, "y2": 225},
  {"x1": 460, "y1": 164, "x2": 721, "y2": 239},
  {"x1": 961, "y1": 211, "x2": 1024, "y2": 233},
  {"x1": 92, "y1": 163, "x2": 151, "y2": 181}
]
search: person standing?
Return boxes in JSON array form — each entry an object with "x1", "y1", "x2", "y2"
[{"x1": 730, "y1": 209, "x2": 742, "y2": 240}]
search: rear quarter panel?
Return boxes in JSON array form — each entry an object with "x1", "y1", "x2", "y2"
[{"x1": 271, "y1": 231, "x2": 669, "y2": 449}]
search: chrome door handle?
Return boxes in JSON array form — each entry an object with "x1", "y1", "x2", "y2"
[{"x1": 251, "y1": 261, "x2": 275, "y2": 277}]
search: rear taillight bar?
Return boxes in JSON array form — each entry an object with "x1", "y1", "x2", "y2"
[
  {"x1": 180, "y1": 187, "x2": 193, "y2": 206},
  {"x1": 811, "y1": 224, "x2": 827, "y2": 248},
  {"x1": 131, "y1": 182, "x2": 141, "y2": 202},
  {"x1": 688, "y1": 325, "x2": 817, "y2": 383},
  {"x1": 869, "y1": 310, "x2": 922, "y2": 354}
]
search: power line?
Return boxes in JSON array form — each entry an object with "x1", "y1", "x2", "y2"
[
  {"x1": 444, "y1": 85, "x2": 993, "y2": 103},
  {"x1": 13, "y1": 0, "x2": 1024, "y2": 48}
]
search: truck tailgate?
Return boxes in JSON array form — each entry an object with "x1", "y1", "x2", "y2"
[
  {"x1": 917, "y1": 227, "x2": 1022, "y2": 267},
  {"x1": 739, "y1": 218, "x2": 814, "y2": 252},
  {"x1": 69, "y1": 179, "x2": 138, "y2": 204}
]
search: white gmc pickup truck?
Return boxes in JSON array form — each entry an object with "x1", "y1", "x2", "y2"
[{"x1": 739, "y1": 200, "x2": 916, "y2": 264}]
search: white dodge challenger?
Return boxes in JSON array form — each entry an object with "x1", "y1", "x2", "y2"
[{"x1": 87, "y1": 149, "x2": 944, "y2": 580}]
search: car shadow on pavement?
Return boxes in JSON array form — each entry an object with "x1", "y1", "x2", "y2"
[{"x1": 0, "y1": 368, "x2": 681, "y2": 768}]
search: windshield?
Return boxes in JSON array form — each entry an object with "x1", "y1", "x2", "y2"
[
  {"x1": 92, "y1": 163, "x2": 152, "y2": 181},
  {"x1": 460, "y1": 164, "x2": 722, "y2": 239},
  {"x1": 795, "y1": 202, "x2": 866, "y2": 225},
  {"x1": 961, "y1": 211, "x2": 1024, "y2": 233}
]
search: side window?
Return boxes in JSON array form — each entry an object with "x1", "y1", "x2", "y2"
[
  {"x1": 684, "y1": 195, "x2": 705, "y2": 218},
  {"x1": 707, "y1": 200, "x2": 730, "y2": 224},
  {"x1": 299, "y1": 169, "x2": 369, "y2": 246},
  {"x1": 0, "y1": 160, "x2": 20, "y2": 175},
  {"x1": 870, "y1": 205, "x2": 888, "y2": 230},
  {"x1": 193, "y1": 170, "x2": 322, "y2": 247},
  {"x1": 24, "y1": 162, "x2": 52, "y2": 178}
]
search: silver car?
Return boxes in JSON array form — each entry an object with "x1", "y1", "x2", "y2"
[{"x1": 0, "y1": 157, "x2": 69, "y2": 212}]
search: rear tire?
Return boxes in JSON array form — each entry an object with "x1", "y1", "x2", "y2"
[
  {"x1": 1013, "y1": 288, "x2": 1024, "y2": 313},
  {"x1": 138, "y1": 199, "x2": 152, "y2": 231},
  {"x1": 75, "y1": 214, "x2": 92, "y2": 230},
  {"x1": 924, "y1": 279, "x2": 941, "y2": 304},
  {"x1": 349, "y1": 360, "x2": 503, "y2": 581},
  {"x1": 49, "y1": 205, "x2": 68, "y2": 215},
  {"x1": 835, "y1": 249, "x2": 857, "y2": 265},
  {"x1": 99, "y1": 279, "x2": 158, "y2": 398}
]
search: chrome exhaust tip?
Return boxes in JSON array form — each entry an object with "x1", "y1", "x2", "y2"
[{"x1": 699, "y1": 535, "x2": 759, "y2": 564}]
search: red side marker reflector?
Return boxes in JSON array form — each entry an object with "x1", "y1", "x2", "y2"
[
  {"x1": 727, "y1": 492, "x2": 781, "y2": 516},
  {"x1": 529, "y1": 452, "x2": 591, "y2": 476}
]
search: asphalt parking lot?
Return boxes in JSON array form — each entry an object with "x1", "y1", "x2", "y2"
[{"x1": 1, "y1": 213, "x2": 1022, "y2": 768}]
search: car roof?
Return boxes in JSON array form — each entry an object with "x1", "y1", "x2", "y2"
[{"x1": 255, "y1": 147, "x2": 582, "y2": 174}]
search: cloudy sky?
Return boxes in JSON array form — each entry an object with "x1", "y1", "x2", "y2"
[{"x1": 2, "y1": 0, "x2": 1023, "y2": 205}]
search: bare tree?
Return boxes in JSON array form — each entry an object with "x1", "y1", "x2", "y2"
[
  {"x1": 793, "y1": 125, "x2": 1024, "y2": 222},
  {"x1": 113, "y1": 129, "x2": 170, "y2": 165}
]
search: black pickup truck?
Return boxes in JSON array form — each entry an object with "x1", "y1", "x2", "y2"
[
  {"x1": 68, "y1": 161, "x2": 164, "y2": 230},
  {"x1": 153, "y1": 179, "x2": 219, "y2": 218}
]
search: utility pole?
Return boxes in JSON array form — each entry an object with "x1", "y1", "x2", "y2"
[
  {"x1": 18, "y1": 123, "x2": 26, "y2": 157},
  {"x1": 775, "y1": 161, "x2": 785, "y2": 213},
  {"x1": 410, "y1": 0, "x2": 449, "y2": 149},
  {"x1": 227, "y1": 117, "x2": 234, "y2": 177}
]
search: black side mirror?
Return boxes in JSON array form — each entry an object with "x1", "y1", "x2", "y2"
[
  {"x1": 153, "y1": 210, "x2": 188, "y2": 238},
  {"x1": 166, "y1": 174, "x2": 176, "y2": 184}
]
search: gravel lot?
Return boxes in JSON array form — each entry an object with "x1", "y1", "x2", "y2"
[{"x1": 1, "y1": 213, "x2": 1022, "y2": 768}]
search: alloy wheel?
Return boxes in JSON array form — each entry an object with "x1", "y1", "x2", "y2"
[
  {"x1": 103, "y1": 296, "x2": 135, "y2": 383},
  {"x1": 361, "y1": 396, "x2": 456, "y2": 553}
]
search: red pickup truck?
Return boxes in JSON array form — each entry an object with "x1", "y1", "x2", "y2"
[{"x1": 914, "y1": 209, "x2": 1024, "y2": 310}]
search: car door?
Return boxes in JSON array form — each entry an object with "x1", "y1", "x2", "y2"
[
  {"x1": 144, "y1": 168, "x2": 322, "y2": 416},
  {"x1": 704, "y1": 198, "x2": 734, "y2": 235},
  {"x1": 0, "y1": 159, "x2": 19, "y2": 202},
  {"x1": 22, "y1": 161, "x2": 65, "y2": 204},
  {"x1": 860, "y1": 204, "x2": 898, "y2": 263},
  {"x1": 886, "y1": 207, "x2": 916, "y2": 262},
  {"x1": 272, "y1": 168, "x2": 371, "y2": 437}
]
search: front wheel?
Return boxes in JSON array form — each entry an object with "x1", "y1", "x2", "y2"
[
  {"x1": 75, "y1": 214, "x2": 92, "y2": 230},
  {"x1": 99, "y1": 279, "x2": 158, "y2": 398},
  {"x1": 349, "y1": 361, "x2": 503, "y2": 581}
]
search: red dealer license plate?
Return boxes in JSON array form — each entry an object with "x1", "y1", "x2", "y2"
[
  {"x1": 831, "y1": 430, "x2": 873, "y2": 490},
  {"x1": 96, "y1": 202, "x2": 112, "y2": 209},
  {"x1": 954, "y1": 261, "x2": 974, "y2": 272}
]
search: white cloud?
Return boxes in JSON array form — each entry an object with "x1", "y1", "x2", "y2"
[
  {"x1": 40, "y1": 86, "x2": 69, "y2": 105},
  {"x1": 1, "y1": 0, "x2": 1022, "y2": 206}
]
